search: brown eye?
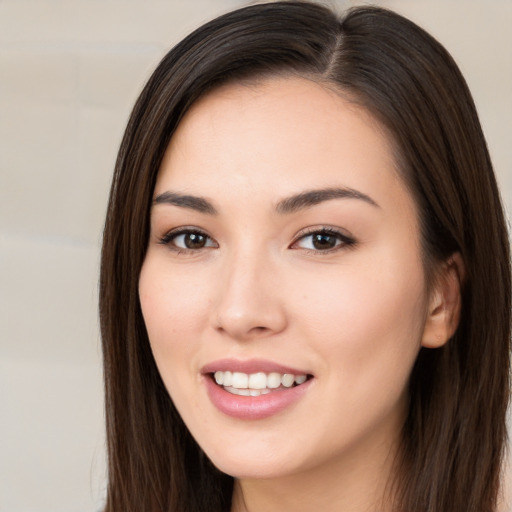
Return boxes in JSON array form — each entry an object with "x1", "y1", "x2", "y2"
[
  {"x1": 293, "y1": 229, "x2": 355, "y2": 252},
  {"x1": 311, "y1": 233, "x2": 339, "y2": 250},
  {"x1": 160, "y1": 230, "x2": 217, "y2": 251},
  {"x1": 182, "y1": 232, "x2": 207, "y2": 249}
]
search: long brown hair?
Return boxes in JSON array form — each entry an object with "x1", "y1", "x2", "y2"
[{"x1": 99, "y1": 2, "x2": 511, "y2": 511}]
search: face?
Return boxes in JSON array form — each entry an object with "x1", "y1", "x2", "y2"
[{"x1": 139, "y1": 77, "x2": 431, "y2": 481}]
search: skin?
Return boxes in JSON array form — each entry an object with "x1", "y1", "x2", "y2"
[{"x1": 138, "y1": 77, "x2": 461, "y2": 512}]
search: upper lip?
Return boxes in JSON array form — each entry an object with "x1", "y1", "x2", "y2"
[{"x1": 201, "y1": 358, "x2": 312, "y2": 376}]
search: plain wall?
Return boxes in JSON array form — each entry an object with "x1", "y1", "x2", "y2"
[{"x1": 0, "y1": 1, "x2": 510, "y2": 511}]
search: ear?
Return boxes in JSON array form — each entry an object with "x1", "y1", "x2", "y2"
[{"x1": 421, "y1": 253, "x2": 465, "y2": 349}]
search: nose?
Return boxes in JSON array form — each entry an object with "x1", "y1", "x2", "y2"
[{"x1": 212, "y1": 249, "x2": 287, "y2": 341}]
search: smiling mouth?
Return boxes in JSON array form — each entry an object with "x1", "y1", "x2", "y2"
[{"x1": 211, "y1": 371, "x2": 312, "y2": 397}]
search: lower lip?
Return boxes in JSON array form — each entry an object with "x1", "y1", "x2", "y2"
[{"x1": 204, "y1": 375, "x2": 313, "y2": 420}]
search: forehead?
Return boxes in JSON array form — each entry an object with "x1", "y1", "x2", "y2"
[{"x1": 155, "y1": 76, "x2": 412, "y2": 219}]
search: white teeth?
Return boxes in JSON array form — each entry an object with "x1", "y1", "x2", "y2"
[
  {"x1": 282, "y1": 374, "x2": 295, "y2": 388},
  {"x1": 248, "y1": 372, "x2": 267, "y2": 389},
  {"x1": 212, "y1": 370, "x2": 309, "y2": 392},
  {"x1": 223, "y1": 371, "x2": 232, "y2": 387},
  {"x1": 224, "y1": 386, "x2": 272, "y2": 396},
  {"x1": 231, "y1": 372, "x2": 249, "y2": 389},
  {"x1": 267, "y1": 372, "x2": 281, "y2": 389}
]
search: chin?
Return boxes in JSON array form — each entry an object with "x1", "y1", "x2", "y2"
[
  {"x1": 198, "y1": 435, "x2": 307, "y2": 480},
  {"x1": 210, "y1": 455, "x2": 298, "y2": 480}
]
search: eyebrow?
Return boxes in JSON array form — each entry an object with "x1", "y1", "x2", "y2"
[
  {"x1": 153, "y1": 191, "x2": 218, "y2": 215},
  {"x1": 275, "y1": 187, "x2": 379, "y2": 214},
  {"x1": 152, "y1": 186, "x2": 379, "y2": 216}
]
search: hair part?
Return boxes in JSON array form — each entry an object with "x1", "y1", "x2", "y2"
[{"x1": 100, "y1": 2, "x2": 511, "y2": 511}]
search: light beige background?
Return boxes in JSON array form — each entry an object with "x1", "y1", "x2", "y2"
[{"x1": 0, "y1": 1, "x2": 510, "y2": 511}]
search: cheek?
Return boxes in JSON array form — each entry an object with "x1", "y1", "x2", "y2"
[
  {"x1": 291, "y1": 262, "x2": 427, "y2": 436},
  {"x1": 289, "y1": 254, "x2": 427, "y2": 381},
  {"x1": 138, "y1": 258, "x2": 211, "y2": 379}
]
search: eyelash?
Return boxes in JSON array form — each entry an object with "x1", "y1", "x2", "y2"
[
  {"x1": 291, "y1": 227, "x2": 356, "y2": 254},
  {"x1": 158, "y1": 227, "x2": 217, "y2": 254},
  {"x1": 158, "y1": 226, "x2": 356, "y2": 255}
]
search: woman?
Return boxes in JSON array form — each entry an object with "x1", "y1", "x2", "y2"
[{"x1": 99, "y1": 2, "x2": 511, "y2": 511}]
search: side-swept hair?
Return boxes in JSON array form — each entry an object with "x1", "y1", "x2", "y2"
[{"x1": 100, "y1": 2, "x2": 511, "y2": 511}]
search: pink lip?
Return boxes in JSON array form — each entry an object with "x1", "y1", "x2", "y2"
[
  {"x1": 202, "y1": 359, "x2": 314, "y2": 420},
  {"x1": 201, "y1": 358, "x2": 310, "y2": 375}
]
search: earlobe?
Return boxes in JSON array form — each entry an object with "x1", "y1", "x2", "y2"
[{"x1": 421, "y1": 253, "x2": 465, "y2": 349}]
